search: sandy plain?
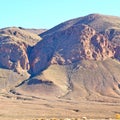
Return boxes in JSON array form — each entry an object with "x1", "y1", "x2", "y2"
[{"x1": 0, "y1": 92, "x2": 120, "y2": 120}]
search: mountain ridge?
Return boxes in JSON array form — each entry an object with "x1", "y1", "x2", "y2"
[
  {"x1": 0, "y1": 14, "x2": 120, "y2": 103},
  {"x1": 40, "y1": 13, "x2": 120, "y2": 37},
  {"x1": 1, "y1": 14, "x2": 120, "y2": 119}
]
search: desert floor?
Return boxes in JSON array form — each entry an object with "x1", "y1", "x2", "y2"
[{"x1": 0, "y1": 92, "x2": 120, "y2": 120}]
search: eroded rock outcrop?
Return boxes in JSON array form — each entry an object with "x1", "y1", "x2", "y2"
[
  {"x1": 30, "y1": 24, "x2": 115, "y2": 75},
  {"x1": 0, "y1": 27, "x2": 42, "y2": 74},
  {"x1": 0, "y1": 35, "x2": 29, "y2": 73}
]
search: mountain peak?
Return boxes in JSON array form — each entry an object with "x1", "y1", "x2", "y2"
[
  {"x1": 41, "y1": 13, "x2": 120, "y2": 37},
  {"x1": 1, "y1": 14, "x2": 120, "y2": 104}
]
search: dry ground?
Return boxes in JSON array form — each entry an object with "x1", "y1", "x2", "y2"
[{"x1": 0, "y1": 93, "x2": 120, "y2": 120}]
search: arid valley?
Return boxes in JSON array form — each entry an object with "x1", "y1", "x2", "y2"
[{"x1": 0, "y1": 14, "x2": 120, "y2": 119}]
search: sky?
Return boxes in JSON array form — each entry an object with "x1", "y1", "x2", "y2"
[{"x1": 0, "y1": 0, "x2": 120, "y2": 29}]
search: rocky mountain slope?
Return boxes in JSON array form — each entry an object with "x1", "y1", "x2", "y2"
[
  {"x1": 30, "y1": 24, "x2": 115, "y2": 75},
  {"x1": 0, "y1": 27, "x2": 42, "y2": 90},
  {"x1": 1, "y1": 14, "x2": 120, "y2": 102},
  {"x1": 0, "y1": 27, "x2": 42, "y2": 72}
]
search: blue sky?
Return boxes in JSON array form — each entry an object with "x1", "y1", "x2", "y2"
[{"x1": 0, "y1": 0, "x2": 120, "y2": 29}]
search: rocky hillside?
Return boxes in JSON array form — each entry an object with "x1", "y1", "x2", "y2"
[
  {"x1": 0, "y1": 27, "x2": 41, "y2": 46},
  {"x1": 30, "y1": 24, "x2": 115, "y2": 75},
  {"x1": 0, "y1": 27, "x2": 42, "y2": 90},
  {"x1": 0, "y1": 27, "x2": 42, "y2": 73},
  {"x1": 1, "y1": 14, "x2": 120, "y2": 102}
]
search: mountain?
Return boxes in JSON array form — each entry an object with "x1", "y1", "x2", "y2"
[
  {"x1": 0, "y1": 27, "x2": 43, "y2": 72},
  {"x1": 0, "y1": 14, "x2": 120, "y2": 119},
  {"x1": 40, "y1": 14, "x2": 120, "y2": 36},
  {"x1": 0, "y1": 27, "x2": 42, "y2": 46},
  {"x1": 0, "y1": 27, "x2": 42, "y2": 90},
  {"x1": 30, "y1": 24, "x2": 114, "y2": 75},
  {"x1": 14, "y1": 14, "x2": 120, "y2": 102}
]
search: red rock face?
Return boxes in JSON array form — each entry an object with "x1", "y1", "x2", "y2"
[
  {"x1": 91, "y1": 34, "x2": 114, "y2": 60},
  {"x1": 105, "y1": 28, "x2": 120, "y2": 60},
  {"x1": 0, "y1": 36, "x2": 30, "y2": 73},
  {"x1": 0, "y1": 25, "x2": 118, "y2": 76},
  {"x1": 1, "y1": 14, "x2": 120, "y2": 77},
  {"x1": 0, "y1": 27, "x2": 42, "y2": 74},
  {"x1": 30, "y1": 24, "x2": 115, "y2": 75}
]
